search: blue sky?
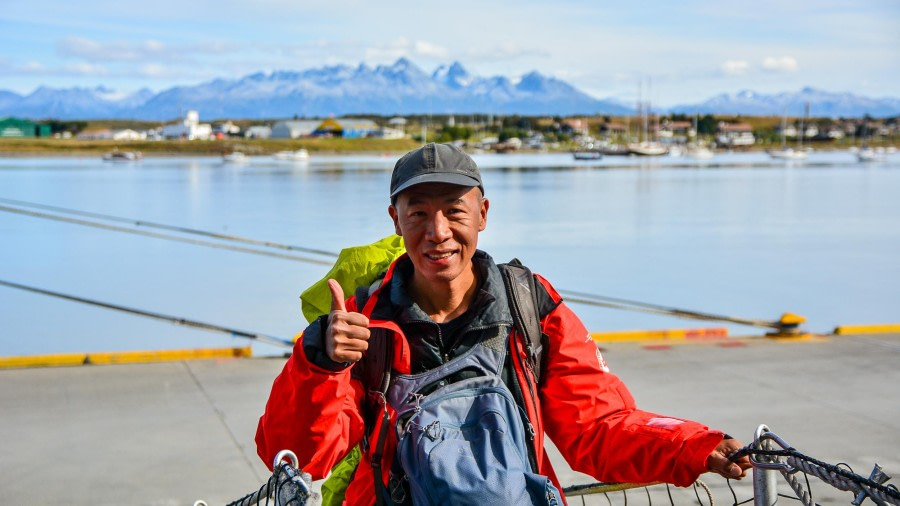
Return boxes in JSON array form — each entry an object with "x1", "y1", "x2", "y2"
[{"x1": 1, "y1": 0, "x2": 898, "y2": 106}]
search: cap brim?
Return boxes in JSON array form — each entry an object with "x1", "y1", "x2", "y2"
[{"x1": 390, "y1": 172, "x2": 481, "y2": 198}]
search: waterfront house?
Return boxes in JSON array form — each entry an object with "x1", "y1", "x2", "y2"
[
  {"x1": 212, "y1": 121, "x2": 241, "y2": 138},
  {"x1": 161, "y1": 110, "x2": 212, "y2": 140},
  {"x1": 369, "y1": 127, "x2": 406, "y2": 139},
  {"x1": 0, "y1": 117, "x2": 50, "y2": 137},
  {"x1": 314, "y1": 118, "x2": 379, "y2": 138},
  {"x1": 244, "y1": 125, "x2": 272, "y2": 139},
  {"x1": 775, "y1": 123, "x2": 799, "y2": 138},
  {"x1": 271, "y1": 120, "x2": 320, "y2": 139},
  {"x1": 715, "y1": 122, "x2": 755, "y2": 147},
  {"x1": 598, "y1": 122, "x2": 627, "y2": 137},
  {"x1": 657, "y1": 120, "x2": 693, "y2": 144},
  {"x1": 77, "y1": 128, "x2": 146, "y2": 141}
]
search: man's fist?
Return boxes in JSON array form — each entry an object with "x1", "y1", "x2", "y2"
[{"x1": 324, "y1": 279, "x2": 371, "y2": 363}]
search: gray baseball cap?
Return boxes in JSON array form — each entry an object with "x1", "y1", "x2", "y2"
[{"x1": 390, "y1": 143, "x2": 483, "y2": 198}]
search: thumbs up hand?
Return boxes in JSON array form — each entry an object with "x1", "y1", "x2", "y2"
[{"x1": 324, "y1": 279, "x2": 371, "y2": 363}]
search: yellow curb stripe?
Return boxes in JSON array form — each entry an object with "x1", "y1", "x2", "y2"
[
  {"x1": 591, "y1": 327, "x2": 729, "y2": 343},
  {"x1": 0, "y1": 346, "x2": 252, "y2": 369},
  {"x1": 833, "y1": 324, "x2": 900, "y2": 335}
]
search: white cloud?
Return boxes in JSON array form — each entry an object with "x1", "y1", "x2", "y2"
[
  {"x1": 762, "y1": 55, "x2": 798, "y2": 72},
  {"x1": 63, "y1": 62, "x2": 108, "y2": 76},
  {"x1": 57, "y1": 36, "x2": 170, "y2": 62},
  {"x1": 55, "y1": 36, "x2": 237, "y2": 64},
  {"x1": 721, "y1": 60, "x2": 750, "y2": 75},
  {"x1": 21, "y1": 61, "x2": 47, "y2": 73},
  {"x1": 137, "y1": 64, "x2": 173, "y2": 78},
  {"x1": 364, "y1": 37, "x2": 412, "y2": 63},
  {"x1": 362, "y1": 38, "x2": 450, "y2": 64},
  {"x1": 413, "y1": 41, "x2": 449, "y2": 59}
]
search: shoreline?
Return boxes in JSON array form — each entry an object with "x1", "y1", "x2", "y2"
[
  {"x1": 2, "y1": 134, "x2": 893, "y2": 158},
  {"x1": 0, "y1": 139, "x2": 881, "y2": 158}
]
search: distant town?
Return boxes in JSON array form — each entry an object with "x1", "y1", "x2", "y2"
[{"x1": 0, "y1": 109, "x2": 897, "y2": 156}]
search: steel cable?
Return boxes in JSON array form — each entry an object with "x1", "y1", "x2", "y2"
[
  {"x1": 1, "y1": 198, "x2": 790, "y2": 330},
  {"x1": 0, "y1": 279, "x2": 294, "y2": 348},
  {"x1": 0, "y1": 197, "x2": 337, "y2": 257},
  {"x1": 0, "y1": 204, "x2": 333, "y2": 265}
]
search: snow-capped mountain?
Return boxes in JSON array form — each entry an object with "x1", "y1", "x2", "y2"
[
  {"x1": 1, "y1": 60, "x2": 897, "y2": 120},
  {"x1": 0, "y1": 59, "x2": 631, "y2": 120},
  {"x1": 2, "y1": 86, "x2": 155, "y2": 120},
  {"x1": 669, "y1": 87, "x2": 900, "y2": 117}
]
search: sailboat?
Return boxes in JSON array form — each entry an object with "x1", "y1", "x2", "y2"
[
  {"x1": 856, "y1": 147, "x2": 885, "y2": 162},
  {"x1": 856, "y1": 119, "x2": 886, "y2": 162},
  {"x1": 627, "y1": 79, "x2": 668, "y2": 156},
  {"x1": 685, "y1": 114, "x2": 714, "y2": 160},
  {"x1": 769, "y1": 108, "x2": 808, "y2": 161}
]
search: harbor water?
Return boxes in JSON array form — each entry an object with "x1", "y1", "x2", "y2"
[{"x1": 1, "y1": 150, "x2": 898, "y2": 356}]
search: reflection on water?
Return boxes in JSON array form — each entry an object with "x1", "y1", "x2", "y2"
[{"x1": 0, "y1": 151, "x2": 898, "y2": 356}]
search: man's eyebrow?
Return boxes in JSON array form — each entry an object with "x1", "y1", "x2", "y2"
[{"x1": 405, "y1": 194, "x2": 466, "y2": 205}]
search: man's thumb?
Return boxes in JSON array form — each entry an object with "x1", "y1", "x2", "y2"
[{"x1": 328, "y1": 279, "x2": 347, "y2": 312}]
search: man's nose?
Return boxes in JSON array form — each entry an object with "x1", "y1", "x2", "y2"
[{"x1": 427, "y1": 212, "x2": 452, "y2": 242}]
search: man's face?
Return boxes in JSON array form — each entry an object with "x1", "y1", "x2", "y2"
[{"x1": 389, "y1": 183, "x2": 489, "y2": 287}]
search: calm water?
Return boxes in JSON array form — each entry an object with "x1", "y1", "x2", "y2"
[{"x1": 1, "y1": 151, "x2": 898, "y2": 356}]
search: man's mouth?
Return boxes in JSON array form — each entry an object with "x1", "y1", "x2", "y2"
[{"x1": 425, "y1": 251, "x2": 455, "y2": 261}]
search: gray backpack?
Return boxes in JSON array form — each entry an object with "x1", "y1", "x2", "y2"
[
  {"x1": 387, "y1": 327, "x2": 561, "y2": 505},
  {"x1": 357, "y1": 261, "x2": 558, "y2": 505}
]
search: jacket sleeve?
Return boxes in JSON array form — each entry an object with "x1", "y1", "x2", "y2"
[
  {"x1": 534, "y1": 275, "x2": 723, "y2": 487},
  {"x1": 255, "y1": 299, "x2": 366, "y2": 478}
]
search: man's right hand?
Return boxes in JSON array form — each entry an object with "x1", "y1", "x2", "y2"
[{"x1": 324, "y1": 279, "x2": 371, "y2": 363}]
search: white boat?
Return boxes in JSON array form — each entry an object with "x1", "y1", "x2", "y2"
[
  {"x1": 627, "y1": 142, "x2": 668, "y2": 156},
  {"x1": 222, "y1": 152, "x2": 248, "y2": 163},
  {"x1": 768, "y1": 147, "x2": 808, "y2": 160},
  {"x1": 685, "y1": 145, "x2": 715, "y2": 160},
  {"x1": 667, "y1": 145, "x2": 684, "y2": 158},
  {"x1": 274, "y1": 149, "x2": 310, "y2": 161},
  {"x1": 770, "y1": 110, "x2": 807, "y2": 161},
  {"x1": 572, "y1": 150, "x2": 602, "y2": 160},
  {"x1": 857, "y1": 147, "x2": 885, "y2": 162},
  {"x1": 102, "y1": 151, "x2": 143, "y2": 161},
  {"x1": 684, "y1": 115, "x2": 714, "y2": 160}
]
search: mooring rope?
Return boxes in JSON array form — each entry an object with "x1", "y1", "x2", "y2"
[
  {"x1": 0, "y1": 204, "x2": 333, "y2": 265},
  {"x1": 1, "y1": 198, "x2": 795, "y2": 331},
  {"x1": 0, "y1": 197, "x2": 338, "y2": 257},
  {"x1": 557, "y1": 289, "x2": 779, "y2": 329},
  {"x1": 735, "y1": 444, "x2": 900, "y2": 506},
  {"x1": 225, "y1": 450, "x2": 318, "y2": 506},
  {"x1": 0, "y1": 279, "x2": 294, "y2": 348}
]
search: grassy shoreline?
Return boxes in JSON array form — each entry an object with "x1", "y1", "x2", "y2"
[
  {"x1": 0, "y1": 136, "x2": 889, "y2": 157},
  {"x1": 0, "y1": 137, "x2": 423, "y2": 157}
]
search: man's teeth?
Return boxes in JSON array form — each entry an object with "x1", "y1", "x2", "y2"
[{"x1": 428, "y1": 252, "x2": 453, "y2": 260}]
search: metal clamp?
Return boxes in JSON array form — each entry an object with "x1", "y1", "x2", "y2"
[
  {"x1": 750, "y1": 425, "x2": 798, "y2": 473},
  {"x1": 273, "y1": 449, "x2": 299, "y2": 470}
]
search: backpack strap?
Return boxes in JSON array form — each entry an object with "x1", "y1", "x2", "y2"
[
  {"x1": 498, "y1": 259, "x2": 545, "y2": 384},
  {"x1": 352, "y1": 283, "x2": 394, "y2": 505}
]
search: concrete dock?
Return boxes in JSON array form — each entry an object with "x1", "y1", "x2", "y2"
[{"x1": 2, "y1": 333, "x2": 898, "y2": 505}]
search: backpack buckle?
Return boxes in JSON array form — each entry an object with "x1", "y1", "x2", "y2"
[{"x1": 388, "y1": 473, "x2": 408, "y2": 503}]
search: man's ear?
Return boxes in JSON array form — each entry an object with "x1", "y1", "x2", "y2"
[
  {"x1": 388, "y1": 204, "x2": 402, "y2": 236},
  {"x1": 479, "y1": 197, "x2": 489, "y2": 232}
]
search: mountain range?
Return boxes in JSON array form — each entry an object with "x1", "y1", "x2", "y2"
[{"x1": 1, "y1": 59, "x2": 898, "y2": 120}]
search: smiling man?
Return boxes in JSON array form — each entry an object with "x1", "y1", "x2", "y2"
[{"x1": 256, "y1": 143, "x2": 750, "y2": 506}]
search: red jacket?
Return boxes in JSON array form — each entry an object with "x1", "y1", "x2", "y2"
[{"x1": 256, "y1": 253, "x2": 723, "y2": 504}]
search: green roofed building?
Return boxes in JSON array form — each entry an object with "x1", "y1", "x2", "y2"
[{"x1": 0, "y1": 117, "x2": 50, "y2": 138}]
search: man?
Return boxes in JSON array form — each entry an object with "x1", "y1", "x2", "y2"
[{"x1": 256, "y1": 143, "x2": 751, "y2": 505}]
